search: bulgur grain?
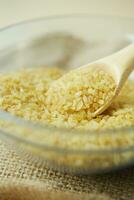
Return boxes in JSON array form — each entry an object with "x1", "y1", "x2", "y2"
[
  {"x1": 46, "y1": 68, "x2": 116, "y2": 120},
  {"x1": 0, "y1": 67, "x2": 133, "y2": 131}
]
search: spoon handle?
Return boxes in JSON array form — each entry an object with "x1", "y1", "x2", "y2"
[
  {"x1": 103, "y1": 43, "x2": 134, "y2": 84},
  {"x1": 112, "y1": 43, "x2": 134, "y2": 72}
]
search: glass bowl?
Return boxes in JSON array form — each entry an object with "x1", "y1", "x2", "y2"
[{"x1": 0, "y1": 14, "x2": 134, "y2": 175}]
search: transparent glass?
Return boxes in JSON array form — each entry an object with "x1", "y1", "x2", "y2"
[{"x1": 0, "y1": 14, "x2": 134, "y2": 174}]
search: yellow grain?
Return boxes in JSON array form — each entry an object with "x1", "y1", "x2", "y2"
[{"x1": 0, "y1": 67, "x2": 133, "y2": 131}]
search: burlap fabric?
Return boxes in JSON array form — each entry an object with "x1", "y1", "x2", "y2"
[{"x1": 0, "y1": 141, "x2": 134, "y2": 200}]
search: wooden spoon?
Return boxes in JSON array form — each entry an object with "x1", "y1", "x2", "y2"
[
  {"x1": 84, "y1": 43, "x2": 134, "y2": 117},
  {"x1": 47, "y1": 44, "x2": 134, "y2": 118}
]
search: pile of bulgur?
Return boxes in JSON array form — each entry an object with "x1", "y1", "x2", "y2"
[
  {"x1": 0, "y1": 67, "x2": 134, "y2": 131},
  {"x1": 46, "y1": 68, "x2": 116, "y2": 120}
]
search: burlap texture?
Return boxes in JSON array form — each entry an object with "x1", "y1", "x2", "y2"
[
  {"x1": 0, "y1": 181, "x2": 112, "y2": 200},
  {"x1": 0, "y1": 141, "x2": 134, "y2": 200}
]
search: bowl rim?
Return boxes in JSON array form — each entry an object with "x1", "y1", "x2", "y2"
[
  {"x1": 0, "y1": 13, "x2": 134, "y2": 32},
  {"x1": 0, "y1": 14, "x2": 134, "y2": 153}
]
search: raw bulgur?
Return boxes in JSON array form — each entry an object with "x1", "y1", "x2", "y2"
[
  {"x1": 0, "y1": 67, "x2": 133, "y2": 131},
  {"x1": 46, "y1": 68, "x2": 116, "y2": 121}
]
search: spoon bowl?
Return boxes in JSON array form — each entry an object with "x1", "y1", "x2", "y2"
[
  {"x1": 47, "y1": 44, "x2": 134, "y2": 118},
  {"x1": 78, "y1": 43, "x2": 134, "y2": 117}
]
